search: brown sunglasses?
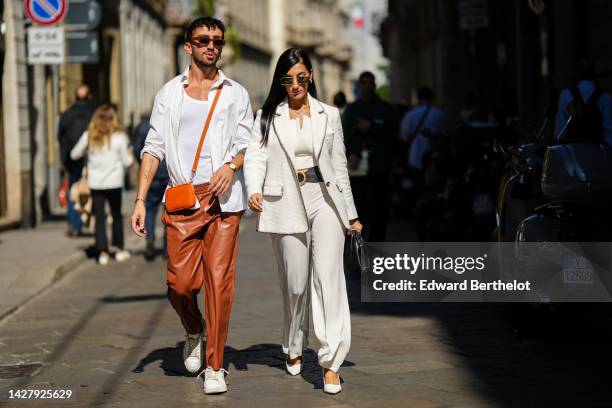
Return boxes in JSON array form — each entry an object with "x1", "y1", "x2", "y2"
[
  {"x1": 191, "y1": 36, "x2": 226, "y2": 48},
  {"x1": 280, "y1": 75, "x2": 311, "y2": 86}
]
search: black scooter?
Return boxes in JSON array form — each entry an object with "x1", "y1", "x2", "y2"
[
  {"x1": 513, "y1": 112, "x2": 612, "y2": 243},
  {"x1": 494, "y1": 112, "x2": 549, "y2": 243},
  {"x1": 498, "y1": 108, "x2": 612, "y2": 302}
]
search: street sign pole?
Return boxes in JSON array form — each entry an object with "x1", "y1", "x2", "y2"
[
  {"x1": 24, "y1": 0, "x2": 69, "y2": 214},
  {"x1": 47, "y1": 64, "x2": 61, "y2": 211}
]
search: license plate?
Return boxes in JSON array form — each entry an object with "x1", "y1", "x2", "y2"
[{"x1": 562, "y1": 268, "x2": 594, "y2": 284}]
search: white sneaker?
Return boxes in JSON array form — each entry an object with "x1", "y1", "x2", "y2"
[
  {"x1": 183, "y1": 333, "x2": 202, "y2": 373},
  {"x1": 115, "y1": 250, "x2": 131, "y2": 262},
  {"x1": 198, "y1": 367, "x2": 228, "y2": 394},
  {"x1": 323, "y1": 369, "x2": 342, "y2": 394},
  {"x1": 98, "y1": 253, "x2": 110, "y2": 266}
]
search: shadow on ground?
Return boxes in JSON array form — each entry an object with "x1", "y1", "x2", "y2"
[
  {"x1": 345, "y1": 269, "x2": 612, "y2": 406},
  {"x1": 133, "y1": 342, "x2": 355, "y2": 390}
]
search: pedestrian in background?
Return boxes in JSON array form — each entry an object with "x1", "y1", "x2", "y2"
[
  {"x1": 58, "y1": 84, "x2": 95, "y2": 237},
  {"x1": 400, "y1": 86, "x2": 445, "y2": 199},
  {"x1": 401, "y1": 87, "x2": 445, "y2": 171},
  {"x1": 71, "y1": 105, "x2": 134, "y2": 265},
  {"x1": 133, "y1": 111, "x2": 169, "y2": 260},
  {"x1": 245, "y1": 48, "x2": 362, "y2": 395},
  {"x1": 333, "y1": 91, "x2": 347, "y2": 113},
  {"x1": 341, "y1": 71, "x2": 398, "y2": 242},
  {"x1": 555, "y1": 59, "x2": 612, "y2": 144}
]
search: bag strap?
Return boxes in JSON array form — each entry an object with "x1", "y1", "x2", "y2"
[
  {"x1": 190, "y1": 82, "x2": 224, "y2": 182},
  {"x1": 569, "y1": 86, "x2": 583, "y2": 105},
  {"x1": 410, "y1": 105, "x2": 432, "y2": 139},
  {"x1": 586, "y1": 87, "x2": 603, "y2": 107}
]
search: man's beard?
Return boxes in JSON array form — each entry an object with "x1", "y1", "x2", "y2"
[{"x1": 193, "y1": 53, "x2": 219, "y2": 67}]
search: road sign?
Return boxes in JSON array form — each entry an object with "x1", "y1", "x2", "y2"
[
  {"x1": 27, "y1": 26, "x2": 65, "y2": 64},
  {"x1": 459, "y1": 0, "x2": 489, "y2": 31},
  {"x1": 64, "y1": 0, "x2": 101, "y2": 31},
  {"x1": 25, "y1": 0, "x2": 68, "y2": 26},
  {"x1": 66, "y1": 31, "x2": 98, "y2": 63}
]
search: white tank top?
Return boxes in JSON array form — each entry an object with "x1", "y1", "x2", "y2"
[
  {"x1": 179, "y1": 91, "x2": 213, "y2": 184},
  {"x1": 293, "y1": 116, "x2": 315, "y2": 169}
]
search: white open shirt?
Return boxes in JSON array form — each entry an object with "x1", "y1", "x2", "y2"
[{"x1": 141, "y1": 68, "x2": 254, "y2": 213}]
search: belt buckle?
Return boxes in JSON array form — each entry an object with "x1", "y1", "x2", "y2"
[{"x1": 296, "y1": 169, "x2": 306, "y2": 187}]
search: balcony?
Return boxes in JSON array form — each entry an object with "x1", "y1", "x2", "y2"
[{"x1": 285, "y1": 25, "x2": 324, "y2": 49}]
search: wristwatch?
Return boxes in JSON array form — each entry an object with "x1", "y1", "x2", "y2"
[{"x1": 225, "y1": 162, "x2": 237, "y2": 171}]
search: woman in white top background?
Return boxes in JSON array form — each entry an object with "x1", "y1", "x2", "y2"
[
  {"x1": 244, "y1": 48, "x2": 362, "y2": 394},
  {"x1": 71, "y1": 105, "x2": 134, "y2": 265}
]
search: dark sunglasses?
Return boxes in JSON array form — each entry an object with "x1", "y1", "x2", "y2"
[
  {"x1": 280, "y1": 75, "x2": 311, "y2": 86},
  {"x1": 191, "y1": 36, "x2": 225, "y2": 48}
]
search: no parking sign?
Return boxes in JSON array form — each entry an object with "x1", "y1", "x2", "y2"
[{"x1": 25, "y1": 0, "x2": 68, "y2": 26}]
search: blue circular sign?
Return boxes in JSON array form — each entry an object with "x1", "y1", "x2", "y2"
[{"x1": 25, "y1": 0, "x2": 68, "y2": 26}]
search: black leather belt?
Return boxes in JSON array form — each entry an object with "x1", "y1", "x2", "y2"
[{"x1": 296, "y1": 166, "x2": 323, "y2": 186}]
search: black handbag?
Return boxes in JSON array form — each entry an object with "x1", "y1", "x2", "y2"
[{"x1": 346, "y1": 230, "x2": 370, "y2": 276}]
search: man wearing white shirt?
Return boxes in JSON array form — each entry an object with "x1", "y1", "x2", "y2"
[{"x1": 130, "y1": 17, "x2": 253, "y2": 394}]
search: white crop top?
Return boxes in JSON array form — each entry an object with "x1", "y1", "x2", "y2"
[{"x1": 293, "y1": 116, "x2": 315, "y2": 169}]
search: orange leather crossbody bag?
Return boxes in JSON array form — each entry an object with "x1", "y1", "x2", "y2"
[{"x1": 165, "y1": 83, "x2": 224, "y2": 213}]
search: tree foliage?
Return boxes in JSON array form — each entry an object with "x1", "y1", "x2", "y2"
[{"x1": 194, "y1": 0, "x2": 215, "y2": 17}]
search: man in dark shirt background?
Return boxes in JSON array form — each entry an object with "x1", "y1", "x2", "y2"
[
  {"x1": 57, "y1": 84, "x2": 95, "y2": 237},
  {"x1": 341, "y1": 71, "x2": 399, "y2": 241},
  {"x1": 133, "y1": 111, "x2": 170, "y2": 260}
]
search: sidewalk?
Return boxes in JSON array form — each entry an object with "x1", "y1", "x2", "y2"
[{"x1": 0, "y1": 191, "x2": 140, "y2": 322}]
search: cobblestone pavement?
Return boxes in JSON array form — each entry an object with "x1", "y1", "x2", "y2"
[{"x1": 1, "y1": 217, "x2": 612, "y2": 407}]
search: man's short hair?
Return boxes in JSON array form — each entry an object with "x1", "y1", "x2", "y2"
[
  {"x1": 185, "y1": 17, "x2": 226, "y2": 42},
  {"x1": 358, "y1": 71, "x2": 376, "y2": 83},
  {"x1": 333, "y1": 91, "x2": 347, "y2": 107},
  {"x1": 576, "y1": 59, "x2": 595, "y2": 81},
  {"x1": 417, "y1": 87, "x2": 434, "y2": 101}
]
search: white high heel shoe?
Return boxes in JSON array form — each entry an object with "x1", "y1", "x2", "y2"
[
  {"x1": 285, "y1": 357, "x2": 302, "y2": 376},
  {"x1": 323, "y1": 369, "x2": 342, "y2": 394}
]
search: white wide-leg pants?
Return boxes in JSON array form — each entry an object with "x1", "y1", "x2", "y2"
[{"x1": 271, "y1": 182, "x2": 351, "y2": 372}]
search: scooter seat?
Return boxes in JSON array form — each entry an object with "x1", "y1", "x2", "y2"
[{"x1": 541, "y1": 143, "x2": 612, "y2": 204}]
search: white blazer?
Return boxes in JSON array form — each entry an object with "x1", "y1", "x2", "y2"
[{"x1": 245, "y1": 94, "x2": 358, "y2": 234}]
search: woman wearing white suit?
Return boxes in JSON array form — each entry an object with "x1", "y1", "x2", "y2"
[{"x1": 244, "y1": 48, "x2": 362, "y2": 394}]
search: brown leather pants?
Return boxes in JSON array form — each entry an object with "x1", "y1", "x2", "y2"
[{"x1": 163, "y1": 183, "x2": 242, "y2": 370}]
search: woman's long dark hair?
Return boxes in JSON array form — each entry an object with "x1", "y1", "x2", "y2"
[{"x1": 260, "y1": 48, "x2": 318, "y2": 146}]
